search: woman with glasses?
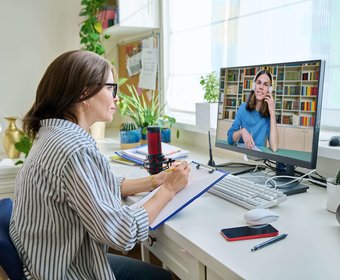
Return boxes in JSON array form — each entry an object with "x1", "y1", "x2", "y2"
[
  {"x1": 227, "y1": 69, "x2": 279, "y2": 152},
  {"x1": 10, "y1": 50, "x2": 190, "y2": 280}
]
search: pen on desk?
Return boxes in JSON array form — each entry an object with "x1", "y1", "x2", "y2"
[{"x1": 250, "y1": 233, "x2": 288, "y2": 252}]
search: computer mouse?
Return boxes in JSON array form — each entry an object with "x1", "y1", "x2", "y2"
[
  {"x1": 244, "y1": 208, "x2": 279, "y2": 225},
  {"x1": 329, "y1": 136, "x2": 340, "y2": 147}
]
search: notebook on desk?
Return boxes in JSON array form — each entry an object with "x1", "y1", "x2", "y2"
[
  {"x1": 115, "y1": 143, "x2": 190, "y2": 165},
  {"x1": 130, "y1": 161, "x2": 227, "y2": 230}
]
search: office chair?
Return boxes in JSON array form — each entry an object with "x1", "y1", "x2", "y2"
[{"x1": 0, "y1": 198, "x2": 24, "y2": 280}]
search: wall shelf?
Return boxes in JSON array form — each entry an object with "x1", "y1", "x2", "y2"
[{"x1": 104, "y1": 25, "x2": 158, "y2": 42}]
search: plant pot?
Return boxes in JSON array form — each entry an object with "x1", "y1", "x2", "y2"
[
  {"x1": 195, "y1": 102, "x2": 218, "y2": 130},
  {"x1": 120, "y1": 128, "x2": 142, "y2": 149},
  {"x1": 326, "y1": 178, "x2": 340, "y2": 213},
  {"x1": 141, "y1": 128, "x2": 147, "y2": 145},
  {"x1": 161, "y1": 128, "x2": 171, "y2": 143}
]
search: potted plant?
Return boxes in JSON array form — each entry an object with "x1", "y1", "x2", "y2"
[
  {"x1": 79, "y1": 0, "x2": 110, "y2": 56},
  {"x1": 119, "y1": 122, "x2": 142, "y2": 149},
  {"x1": 157, "y1": 115, "x2": 177, "y2": 143},
  {"x1": 326, "y1": 169, "x2": 340, "y2": 213},
  {"x1": 118, "y1": 84, "x2": 178, "y2": 143},
  {"x1": 196, "y1": 71, "x2": 220, "y2": 129}
]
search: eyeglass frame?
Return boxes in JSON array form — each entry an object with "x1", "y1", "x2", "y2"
[{"x1": 104, "y1": 83, "x2": 118, "y2": 98}]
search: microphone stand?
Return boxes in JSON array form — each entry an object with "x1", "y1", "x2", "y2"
[{"x1": 207, "y1": 130, "x2": 215, "y2": 167}]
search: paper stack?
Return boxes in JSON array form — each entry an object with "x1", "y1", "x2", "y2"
[
  {"x1": 115, "y1": 142, "x2": 189, "y2": 165},
  {"x1": 0, "y1": 159, "x2": 20, "y2": 197}
]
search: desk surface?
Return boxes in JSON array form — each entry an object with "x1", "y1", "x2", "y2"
[
  {"x1": 162, "y1": 188, "x2": 340, "y2": 280},
  {"x1": 107, "y1": 140, "x2": 340, "y2": 280},
  {"x1": 1, "y1": 138, "x2": 339, "y2": 279}
]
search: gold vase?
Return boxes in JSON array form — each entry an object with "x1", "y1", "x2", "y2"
[{"x1": 3, "y1": 117, "x2": 23, "y2": 159}]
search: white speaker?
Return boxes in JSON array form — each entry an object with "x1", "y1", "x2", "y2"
[{"x1": 252, "y1": 70, "x2": 273, "y2": 94}]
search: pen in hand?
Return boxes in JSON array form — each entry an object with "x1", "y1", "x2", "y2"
[{"x1": 251, "y1": 233, "x2": 288, "y2": 252}]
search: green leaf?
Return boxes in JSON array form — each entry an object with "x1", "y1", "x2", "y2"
[
  {"x1": 79, "y1": 0, "x2": 109, "y2": 56},
  {"x1": 14, "y1": 135, "x2": 33, "y2": 158},
  {"x1": 118, "y1": 78, "x2": 128, "y2": 86},
  {"x1": 15, "y1": 160, "x2": 24, "y2": 166},
  {"x1": 89, "y1": 33, "x2": 100, "y2": 41},
  {"x1": 79, "y1": 10, "x2": 88, "y2": 17},
  {"x1": 200, "y1": 71, "x2": 219, "y2": 103},
  {"x1": 117, "y1": 84, "x2": 177, "y2": 133}
]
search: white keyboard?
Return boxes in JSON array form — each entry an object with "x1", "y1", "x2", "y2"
[{"x1": 208, "y1": 174, "x2": 287, "y2": 209}]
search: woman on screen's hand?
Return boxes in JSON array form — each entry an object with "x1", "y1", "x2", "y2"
[{"x1": 240, "y1": 127, "x2": 255, "y2": 149}]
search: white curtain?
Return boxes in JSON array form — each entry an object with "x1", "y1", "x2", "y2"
[{"x1": 162, "y1": 0, "x2": 340, "y2": 129}]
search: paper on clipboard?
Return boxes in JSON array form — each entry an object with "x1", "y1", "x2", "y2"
[{"x1": 130, "y1": 161, "x2": 227, "y2": 230}]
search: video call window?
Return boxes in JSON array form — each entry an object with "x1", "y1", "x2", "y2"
[{"x1": 216, "y1": 60, "x2": 324, "y2": 170}]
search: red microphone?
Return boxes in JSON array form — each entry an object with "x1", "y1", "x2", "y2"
[{"x1": 143, "y1": 126, "x2": 173, "y2": 174}]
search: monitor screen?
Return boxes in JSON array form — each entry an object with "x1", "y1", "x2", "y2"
[{"x1": 215, "y1": 60, "x2": 325, "y2": 174}]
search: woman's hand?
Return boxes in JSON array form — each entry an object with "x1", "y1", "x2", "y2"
[
  {"x1": 151, "y1": 161, "x2": 183, "y2": 189},
  {"x1": 162, "y1": 161, "x2": 191, "y2": 197},
  {"x1": 143, "y1": 161, "x2": 191, "y2": 224},
  {"x1": 152, "y1": 171, "x2": 165, "y2": 189},
  {"x1": 241, "y1": 128, "x2": 255, "y2": 149}
]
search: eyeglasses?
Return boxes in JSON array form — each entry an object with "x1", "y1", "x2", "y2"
[{"x1": 104, "y1": 83, "x2": 118, "y2": 98}]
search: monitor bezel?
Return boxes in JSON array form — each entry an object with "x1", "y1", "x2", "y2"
[{"x1": 215, "y1": 59, "x2": 325, "y2": 170}]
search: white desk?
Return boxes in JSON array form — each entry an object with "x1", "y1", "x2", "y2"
[
  {"x1": 142, "y1": 187, "x2": 340, "y2": 280},
  {"x1": 108, "y1": 143, "x2": 340, "y2": 280},
  {"x1": 3, "y1": 139, "x2": 340, "y2": 280}
]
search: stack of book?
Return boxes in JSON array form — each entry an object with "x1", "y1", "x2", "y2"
[
  {"x1": 113, "y1": 143, "x2": 189, "y2": 165},
  {"x1": 0, "y1": 159, "x2": 20, "y2": 197}
]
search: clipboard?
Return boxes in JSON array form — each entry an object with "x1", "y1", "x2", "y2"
[{"x1": 130, "y1": 161, "x2": 228, "y2": 230}]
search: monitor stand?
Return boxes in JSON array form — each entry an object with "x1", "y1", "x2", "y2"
[
  {"x1": 270, "y1": 162, "x2": 309, "y2": 195},
  {"x1": 270, "y1": 177, "x2": 309, "y2": 196}
]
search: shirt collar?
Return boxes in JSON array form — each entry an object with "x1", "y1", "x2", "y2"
[{"x1": 40, "y1": 118, "x2": 96, "y2": 145}]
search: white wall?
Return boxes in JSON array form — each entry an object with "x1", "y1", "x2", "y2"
[{"x1": 0, "y1": 0, "x2": 81, "y2": 153}]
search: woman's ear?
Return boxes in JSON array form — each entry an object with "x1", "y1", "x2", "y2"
[{"x1": 81, "y1": 100, "x2": 90, "y2": 113}]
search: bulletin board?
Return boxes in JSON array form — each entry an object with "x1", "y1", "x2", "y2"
[{"x1": 117, "y1": 34, "x2": 159, "y2": 107}]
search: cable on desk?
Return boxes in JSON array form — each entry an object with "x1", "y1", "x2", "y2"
[{"x1": 217, "y1": 159, "x2": 328, "y2": 189}]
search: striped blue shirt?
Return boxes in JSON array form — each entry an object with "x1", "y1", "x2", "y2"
[{"x1": 9, "y1": 119, "x2": 149, "y2": 279}]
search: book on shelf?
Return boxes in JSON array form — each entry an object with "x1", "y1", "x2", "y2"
[
  {"x1": 115, "y1": 143, "x2": 189, "y2": 165},
  {"x1": 226, "y1": 85, "x2": 238, "y2": 94}
]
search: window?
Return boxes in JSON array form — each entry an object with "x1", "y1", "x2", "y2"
[{"x1": 162, "y1": 0, "x2": 340, "y2": 129}]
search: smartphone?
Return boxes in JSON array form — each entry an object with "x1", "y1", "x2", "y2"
[{"x1": 221, "y1": 224, "x2": 279, "y2": 241}]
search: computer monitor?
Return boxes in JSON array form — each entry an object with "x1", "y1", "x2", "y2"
[{"x1": 215, "y1": 60, "x2": 325, "y2": 192}]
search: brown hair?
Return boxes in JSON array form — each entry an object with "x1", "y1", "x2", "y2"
[
  {"x1": 246, "y1": 69, "x2": 272, "y2": 117},
  {"x1": 23, "y1": 50, "x2": 117, "y2": 138}
]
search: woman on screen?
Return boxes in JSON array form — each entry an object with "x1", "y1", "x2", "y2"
[{"x1": 227, "y1": 69, "x2": 279, "y2": 152}]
